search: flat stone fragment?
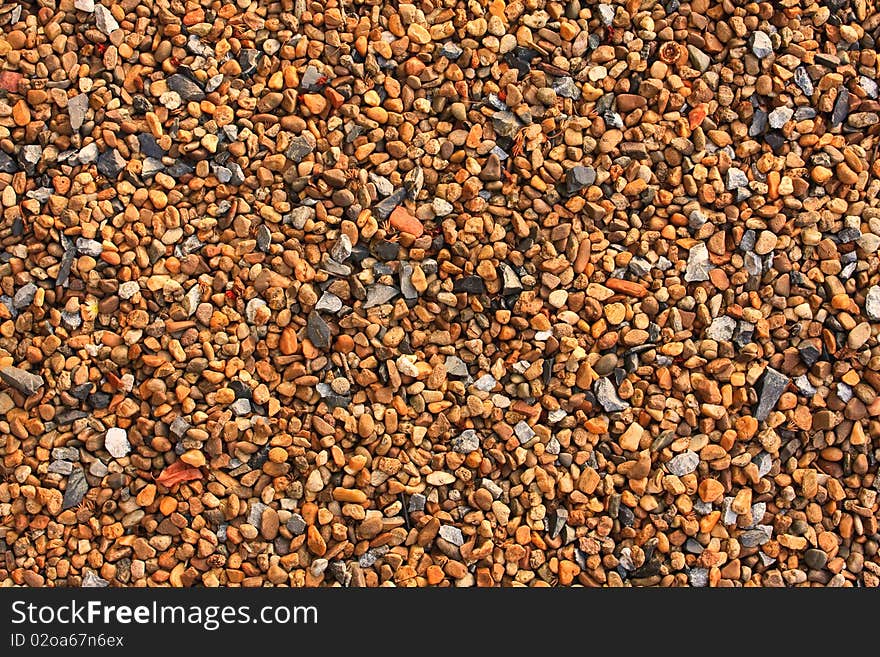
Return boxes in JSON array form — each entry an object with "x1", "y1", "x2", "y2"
[
  {"x1": 751, "y1": 31, "x2": 773, "y2": 58},
  {"x1": 68, "y1": 93, "x2": 89, "y2": 131},
  {"x1": 594, "y1": 377, "x2": 629, "y2": 412},
  {"x1": 62, "y1": 468, "x2": 88, "y2": 509},
  {"x1": 363, "y1": 284, "x2": 399, "y2": 308},
  {"x1": 0, "y1": 366, "x2": 44, "y2": 396},
  {"x1": 94, "y1": 4, "x2": 119, "y2": 34},
  {"x1": 438, "y1": 525, "x2": 464, "y2": 546},
  {"x1": 754, "y1": 367, "x2": 789, "y2": 421},
  {"x1": 167, "y1": 73, "x2": 205, "y2": 101},
  {"x1": 706, "y1": 316, "x2": 736, "y2": 341},
  {"x1": 513, "y1": 420, "x2": 535, "y2": 444},
  {"x1": 667, "y1": 451, "x2": 699, "y2": 476},
  {"x1": 307, "y1": 311, "x2": 331, "y2": 349},
  {"x1": 684, "y1": 242, "x2": 711, "y2": 282},
  {"x1": 81, "y1": 570, "x2": 109, "y2": 587}
]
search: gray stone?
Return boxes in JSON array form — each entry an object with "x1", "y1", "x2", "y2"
[
  {"x1": 594, "y1": 377, "x2": 629, "y2": 412},
  {"x1": 684, "y1": 242, "x2": 711, "y2": 282},
  {"x1": 831, "y1": 88, "x2": 849, "y2": 127},
  {"x1": 740, "y1": 526, "x2": 772, "y2": 547},
  {"x1": 440, "y1": 43, "x2": 463, "y2": 60},
  {"x1": 285, "y1": 134, "x2": 315, "y2": 162},
  {"x1": 452, "y1": 429, "x2": 480, "y2": 453},
  {"x1": 94, "y1": 4, "x2": 119, "y2": 34},
  {"x1": 48, "y1": 460, "x2": 74, "y2": 475},
  {"x1": 287, "y1": 513, "x2": 306, "y2": 535},
  {"x1": 363, "y1": 284, "x2": 399, "y2": 308},
  {"x1": 688, "y1": 567, "x2": 709, "y2": 587},
  {"x1": 81, "y1": 570, "x2": 109, "y2": 588},
  {"x1": 667, "y1": 451, "x2": 699, "y2": 476},
  {"x1": 492, "y1": 111, "x2": 522, "y2": 138},
  {"x1": 315, "y1": 292, "x2": 343, "y2": 313},
  {"x1": 754, "y1": 367, "x2": 789, "y2": 421},
  {"x1": 0, "y1": 366, "x2": 44, "y2": 396},
  {"x1": 804, "y1": 548, "x2": 827, "y2": 570},
  {"x1": 13, "y1": 283, "x2": 37, "y2": 310},
  {"x1": 369, "y1": 173, "x2": 394, "y2": 197},
  {"x1": 288, "y1": 206, "x2": 315, "y2": 229},
  {"x1": 89, "y1": 460, "x2": 108, "y2": 477},
  {"x1": 498, "y1": 263, "x2": 522, "y2": 294},
  {"x1": 432, "y1": 198, "x2": 453, "y2": 216},
  {"x1": 167, "y1": 74, "x2": 205, "y2": 102},
  {"x1": 247, "y1": 501, "x2": 267, "y2": 527},
  {"x1": 439, "y1": 525, "x2": 464, "y2": 546},
  {"x1": 76, "y1": 237, "x2": 103, "y2": 257},
  {"x1": 794, "y1": 67, "x2": 813, "y2": 96},
  {"x1": 513, "y1": 420, "x2": 535, "y2": 444},
  {"x1": 307, "y1": 311, "x2": 331, "y2": 349},
  {"x1": 299, "y1": 66, "x2": 324, "y2": 91},
  {"x1": 74, "y1": 0, "x2": 95, "y2": 11},
  {"x1": 750, "y1": 31, "x2": 773, "y2": 58},
  {"x1": 754, "y1": 452, "x2": 773, "y2": 478},
  {"x1": 407, "y1": 493, "x2": 427, "y2": 512},
  {"x1": 445, "y1": 356, "x2": 468, "y2": 378},
  {"x1": 256, "y1": 225, "x2": 271, "y2": 252},
  {"x1": 726, "y1": 167, "x2": 749, "y2": 190},
  {"x1": 552, "y1": 76, "x2": 580, "y2": 100},
  {"x1": 860, "y1": 75, "x2": 878, "y2": 99},
  {"x1": 330, "y1": 234, "x2": 352, "y2": 263},
  {"x1": 68, "y1": 93, "x2": 89, "y2": 131},
  {"x1": 169, "y1": 416, "x2": 191, "y2": 439},
  {"x1": 399, "y1": 262, "x2": 417, "y2": 300},
  {"x1": 473, "y1": 374, "x2": 497, "y2": 392},
  {"x1": 230, "y1": 398, "x2": 251, "y2": 416},
  {"x1": 96, "y1": 149, "x2": 126, "y2": 178},
  {"x1": 687, "y1": 45, "x2": 710, "y2": 72},
  {"x1": 104, "y1": 427, "x2": 130, "y2": 458},
  {"x1": 598, "y1": 3, "x2": 614, "y2": 24},
  {"x1": 566, "y1": 165, "x2": 596, "y2": 194},
  {"x1": 52, "y1": 447, "x2": 80, "y2": 462},
  {"x1": 706, "y1": 315, "x2": 736, "y2": 341},
  {"x1": 865, "y1": 285, "x2": 880, "y2": 321},
  {"x1": 374, "y1": 188, "x2": 407, "y2": 219},
  {"x1": 768, "y1": 106, "x2": 793, "y2": 129},
  {"x1": 62, "y1": 468, "x2": 88, "y2": 509}
]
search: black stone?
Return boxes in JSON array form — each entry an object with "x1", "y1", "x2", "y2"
[
  {"x1": 799, "y1": 343, "x2": 821, "y2": 367},
  {"x1": 373, "y1": 240, "x2": 400, "y2": 261},
  {"x1": 452, "y1": 276, "x2": 486, "y2": 294},
  {"x1": 62, "y1": 467, "x2": 88, "y2": 509},
  {"x1": 754, "y1": 367, "x2": 789, "y2": 421},
  {"x1": 96, "y1": 149, "x2": 126, "y2": 179},
  {"x1": 87, "y1": 392, "x2": 111, "y2": 409},
  {"x1": 167, "y1": 73, "x2": 205, "y2": 101},
  {"x1": 831, "y1": 88, "x2": 849, "y2": 127},
  {"x1": 307, "y1": 311, "x2": 331, "y2": 350},
  {"x1": 374, "y1": 187, "x2": 406, "y2": 219},
  {"x1": 138, "y1": 133, "x2": 165, "y2": 159},
  {"x1": 0, "y1": 151, "x2": 17, "y2": 174}
]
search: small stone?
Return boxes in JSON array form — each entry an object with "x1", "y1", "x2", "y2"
[
  {"x1": 62, "y1": 468, "x2": 88, "y2": 509},
  {"x1": 94, "y1": 4, "x2": 119, "y2": 34},
  {"x1": 364, "y1": 284, "x2": 399, "y2": 308},
  {"x1": 804, "y1": 549, "x2": 828, "y2": 570},
  {"x1": 474, "y1": 374, "x2": 497, "y2": 392},
  {"x1": 594, "y1": 377, "x2": 629, "y2": 412},
  {"x1": 684, "y1": 242, "x2": 711, "y2": 282},
  {"x1": 0, "y1": 366, "x2": 44, "y2": 396},
  {"x1": 307, "y1": 311, "x2": 331, "y2": 350},
  {"x1": 687, "y1": 45, "x2": 710, "y2": 72},
  {"x1": 751, "y1": 31, "x2": 773, "y2": 58},
  {"x1": 81, "y1": 570, "x2": 109, "y2": 588},
  {"x1": 13, "y1": 283, "x2": 37, "y2": 310},
  {"x1": 96, "y1": 149, "x2": 126, "y2": 178},
  {"x1": 513, "y1": 421, "x2": 535, "y2": 444},
  {"x1": 667, "y1": 451, "x2": 700, "y2": 476},
  {"x1": 848, "y1": 322, "x2": 871, "y2": 349},
  {"x1": 768, "y1": 106, "x2": 793, "y2": 129},
  {"x1": 105, "y1": 427, "x2": 131, "y2": 458},
  {"x1": 439, "y1": 525, "x2": 464, "y2": 546},
  {"x1": 865, "y1": 286, "x2": 880, "y2": 321},
  {"x1": 754, "y1": 367, "x2": 789, "y2": 421},
  {"x1": 831, "y1": 88, "x2": 849, "y2": 127},
  {"x1": 167, "y1": 74, "x2": 205, "y2": 102},
  {"x1": 315, "y1": 292, "x2": 343, "y2": 313},
  {"x1": 68, "y1": 94, "x2": 89, "y2": 131},
  {"x1": 566, "y1": 165, "x2": 596, "y2": 194},
  {"x1": 75, "y1": 0, "x2": 95, "y2": 11},
  {"x1": 706, "y1": 316, "x2": 736, "y2": 341}
]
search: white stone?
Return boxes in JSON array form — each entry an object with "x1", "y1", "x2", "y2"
[{"x1": 104, "y1": 427, "x2": 130, "y2": 458}]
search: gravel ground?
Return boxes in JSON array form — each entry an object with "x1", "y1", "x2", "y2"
[{"x1": 1, "y1": 0, "x2": 880, "y2": 587}]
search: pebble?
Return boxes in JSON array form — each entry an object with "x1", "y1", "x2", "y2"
[{"x1": 104, "y1": 428, "x2": 131, "y2": 459}]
